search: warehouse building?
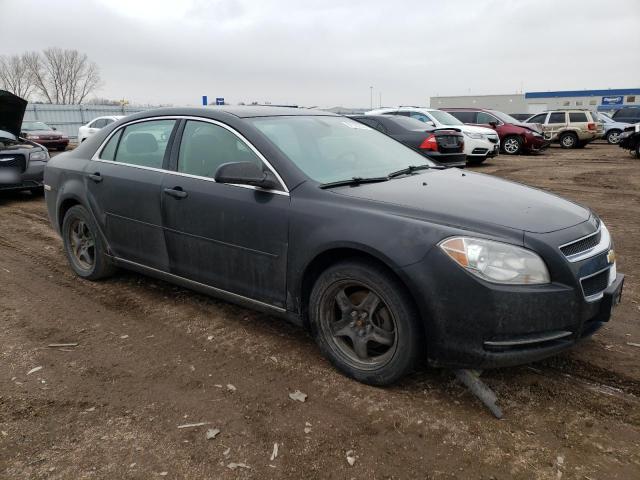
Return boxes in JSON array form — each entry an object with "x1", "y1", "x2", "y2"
[{"x1": 430, "y1": 88, "x2": 640, "y2": 115}]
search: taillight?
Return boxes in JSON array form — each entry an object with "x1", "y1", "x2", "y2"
[
  {"x1": 587, "y1": 123, "x2": 596, "y2": 130},
  {"x1": 419, "y1": 134, "x2": 438, "y2": 151}
]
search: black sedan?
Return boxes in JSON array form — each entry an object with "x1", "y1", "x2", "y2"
[
  {"x1": 350, "y1": 114, "x2": 465, "y2": 167},
  {"x1": 44, "y1": 107, "x2": 624, "y2": 385}
]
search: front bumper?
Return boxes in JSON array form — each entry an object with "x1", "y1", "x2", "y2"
[
  {"x1": 524, "y1": 135, "x2": 550, "y2": 152},
  {"x1": 464, "y1": 137, "x2": 500, "y2": 157},
  {"x1": 0, "y1": 159, "x2": 46, "y2": 191},
  {"x1": 400, "y1": 231, "x2": 623, "y2": 369}
]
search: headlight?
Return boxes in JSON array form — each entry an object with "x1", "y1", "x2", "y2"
[
  {"x1": 28, "y1": 135, "x2": 41, "y2": 140},
  {"x1": 464, "y1": 132, "x2": 484, "y2": 139},
  {"x1": 30, "y1": 150, "x2": 49, "y2": 161},
  {"x1": 439, "y1": 237, "x2": 550, "y2": 284}
]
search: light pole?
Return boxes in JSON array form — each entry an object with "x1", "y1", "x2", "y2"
[{"x1": 370, "y1": 86, "x2": 373, "y2": 110}]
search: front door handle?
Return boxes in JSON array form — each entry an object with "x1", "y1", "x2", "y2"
[
  {"x1": 163, "y1": 187, "x2": 188, "y2": 199},
  {"x1": 88, "y1": 172, "x2": 103, "y2": 183}
]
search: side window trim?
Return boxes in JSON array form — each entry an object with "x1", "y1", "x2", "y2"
[{"x1": 91, "y1": 115, "x2": 289, "y2": 194}]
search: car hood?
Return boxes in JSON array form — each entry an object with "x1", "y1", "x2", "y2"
[
  {"x1": 513, "y1": 122, "x2": 543, "y2": 133},
  {"x1": 455, "y1": 124, "x2": 496, "y2": 135},
  {"x1": 331, "y1": 169, "x2": 590, "y2": 234},
  {"x1": 0, "y1": 90, "x2": 27, "y2": 139}
]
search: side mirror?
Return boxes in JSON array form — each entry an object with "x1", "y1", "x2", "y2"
[
  {"x1": 214, "y1": 162, "x2": 280, "y2": 190},
  {"x1": 425, "y1": 121, "x2": 435, "y2": 127},
  {"x1": 489, "y1": 121, "x2": 497, "y2": 128},
  {"x1": 52, "y1": 126, "x2": 57, "y2": 131}
]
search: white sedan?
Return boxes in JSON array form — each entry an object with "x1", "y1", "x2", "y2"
[{"x1": 78, "y1": 116, "x2": 124, "y2": 143}]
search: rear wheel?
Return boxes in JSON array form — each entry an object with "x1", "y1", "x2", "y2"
[
  {"x1": 309, "y1": 260, "x2": 421, "y2": 386},
  {"x1": 502, "y1": 135, "x2": 523, "y2": 155},
  {"x1": 559, "y1": 132, "x2": 578, "y2": 149},
  {"x1": 62, "y1": 205, "x2": 115, "y2": 280},
  {"x1": 606, "y1": 129, "x2": 622, "y2": 144}
]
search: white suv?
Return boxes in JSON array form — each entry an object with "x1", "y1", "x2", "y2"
[
  {"x1": 78, "y1": 116, "x2": 124, "y2": 143},
  {"x1": 367, "y1": 107, "x2": 500, "y2": 164}
]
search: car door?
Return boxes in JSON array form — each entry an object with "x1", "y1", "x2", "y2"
[
  {"x1": 85, "y1": 118, "x2": 178, "y2": 270},
  {"x1": 546, "y1": 112, "x2": 567, "y2": 138},
  {"x1": 161, "y1": 119, "x2": 290, "y2": 308}
]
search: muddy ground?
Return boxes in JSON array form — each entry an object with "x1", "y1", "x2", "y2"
[{"x1": 1, "y1": 143, "x2": 639, "y2": 479}]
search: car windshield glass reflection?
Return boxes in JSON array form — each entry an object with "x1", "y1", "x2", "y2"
[{"x1": 250, "y1": 116, "x2": 434, "y2": 184}]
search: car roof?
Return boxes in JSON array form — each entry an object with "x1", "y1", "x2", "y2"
[{"x1": 128, "y1": 106, "x2": 337, "y2": 119}]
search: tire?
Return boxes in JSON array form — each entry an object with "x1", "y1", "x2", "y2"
[
  {"x1": 502, "y1": 135, "x2": 523, "y2": 155},
  {"x1": 559, "y1": 132, "x2": 578, "y2": 149},
  {"x1": 309, "y1": 260, "x2": 421, "y2": 386},
  {"x1": 58, "y1": 146, "x2": 67, "y2": 151},
  {"x1": 606, "y1": 129, "x2": 622, "y2": 145},
  {"x1": 636, "y1": 143, "x2": 640, "y2": 159},
  {"x1": 62, "y1": 205, "x2": 116, "y2": 280},
  {"x1": 466, "y1": 156, "x2": 487, "y2": 165}
]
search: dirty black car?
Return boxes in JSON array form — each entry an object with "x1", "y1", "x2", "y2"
[
  {"x1": 618, "y1": 124, "x2": 640, "y2": 158},
  {"x1": 44, "y1": 107, "x2": 624, "y2": 385},
  {"x1": 0, "y1": 90, "x2": 49, "y2": 193}
]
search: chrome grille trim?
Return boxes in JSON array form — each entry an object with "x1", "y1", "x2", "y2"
[{"x1": 559, "y1": 224, "x2": 611, "y2": 262}]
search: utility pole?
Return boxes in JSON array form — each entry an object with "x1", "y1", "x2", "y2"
[
  {"x1": 370, "y1": 86, "x2": 373, "y2": 110},
  {"x1": 379, "y1": 92, "x2": 382, "y2": 108}
]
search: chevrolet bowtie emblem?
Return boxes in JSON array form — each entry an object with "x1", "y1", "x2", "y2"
[{"x1": 607, "y1": 250, "x2": 616, "y2": 264}]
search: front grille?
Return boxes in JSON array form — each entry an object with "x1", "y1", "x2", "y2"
[
  {"x1": 560, "y1": 231, "x2": 601, "y2": 257},
  {"x1": 471, "y1": 148, "x2": 489, "y2": 154},
  {"x1": 581, "y1": 269, "x2": 609, "y2": 298},
  {"x1": 0, "y1": 153, "x2": 27, "y2": 172}
]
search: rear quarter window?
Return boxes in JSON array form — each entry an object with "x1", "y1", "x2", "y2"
[{"x1": 569, "y1": 112, "x2": 588, "y2": 123}]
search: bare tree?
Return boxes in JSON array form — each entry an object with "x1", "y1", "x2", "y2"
[
  {"x1": 24, "y1": 48, "x2": 102, "y2": 104},
  {"x1": 0, "y1": 54, "x2": 35, "y2": 99}
]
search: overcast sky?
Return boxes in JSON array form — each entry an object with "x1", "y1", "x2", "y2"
[{"x1": 2, "y1": 0, "x2": 639, "y2": 107}]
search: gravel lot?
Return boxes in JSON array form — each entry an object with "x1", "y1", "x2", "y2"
[{"x1": 1, "y1": 143, "x2": 639, "y2": 479}]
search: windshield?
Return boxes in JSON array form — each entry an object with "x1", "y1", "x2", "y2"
[
  {"x1": 249, "y1": 116, "x2": 434, "y2": 184},
  {"x1": 427, "y1": 110, "x2": 463, "y2": 126},
  {"x1": 488, "y1": 110, "x2": 520, "y2": 124},
  {"x1": 21, "y1": 121, "x2": 51, "y2": 131}
]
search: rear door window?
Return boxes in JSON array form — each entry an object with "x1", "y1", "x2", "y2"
[
  {"x1": 177, "y1": 120, "x2": 262, "y2": 179},
  {"x1": 450, "y1": 111, "x2": 477, "y2": 123},
  {"x1": 112, "y1": 119, "x2": 176, "y2": 169},
  {"x1": 569, "y1": 112, "x2": 588, "y2": 123}
]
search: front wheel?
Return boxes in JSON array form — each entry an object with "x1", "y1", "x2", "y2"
[
  {"x1": 606, "y1": 129, "x2": 622, "y2": 144},
  {"x1": 62, "y1": 205, "x2": 116, "y2": 280},
  {"x1": 502, "y1": 135, "x2": 523, "y2": 155},
  {"x1": 309, "y1": 260, "x2": 422, "y2": 386}
]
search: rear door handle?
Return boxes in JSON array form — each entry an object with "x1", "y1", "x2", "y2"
[
  {"x1": 163, "y1": 187, "x2": 188, "y2": 199},
  {"x1": 88, "y1": 172, "x2": 103, "y2": 183}
]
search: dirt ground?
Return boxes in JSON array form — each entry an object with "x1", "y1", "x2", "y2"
[{"x1": 1, "y1": 143, "x2": 639, "y2": 479}]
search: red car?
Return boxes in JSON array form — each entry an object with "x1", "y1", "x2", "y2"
[
  {"x1": 20, "y1": 121, "x2": 69, "y2": 151},
  {"x1": 442, "y1": 108, "x2": 549, "y2": 155}
]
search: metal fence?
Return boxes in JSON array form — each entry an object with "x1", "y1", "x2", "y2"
[{"x1": 23, "y1": 104, "x2": 157, "y2": 141}]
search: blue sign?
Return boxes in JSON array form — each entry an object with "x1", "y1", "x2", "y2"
[
  {"x1": 602, "y1": 95, "x2": 623, "y2": 105},
  {"x1": 202, "y1": 95, "x2": 208, "y2": 106},
  {"x1": 216, "y1": 97, "x2": 224, "y2": 105}
]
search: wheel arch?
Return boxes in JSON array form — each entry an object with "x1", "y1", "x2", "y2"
[{"x1": 298, "y1": 246, "x2": 424, "y2": 332}]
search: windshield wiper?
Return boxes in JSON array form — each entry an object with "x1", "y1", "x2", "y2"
[
  {"x1": 319, "y1": 176, "x2": 389, "y2": 189},
  {"x1": 388, "y1": 164, "x2": 444, "y2": 178}
]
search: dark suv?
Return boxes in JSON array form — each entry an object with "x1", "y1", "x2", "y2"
[
  {"x1": 44, "y1": 107, "x2": 624, "y2": 386},
  {"x1": 612, "y1": 106, "x2": 640, "y2": 124}
]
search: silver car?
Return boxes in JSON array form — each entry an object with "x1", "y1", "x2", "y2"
[{"x1": 597, "y1": 113, "x2": 632, "y2": 144}]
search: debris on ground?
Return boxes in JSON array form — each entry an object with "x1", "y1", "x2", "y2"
[
  {"x1": 27, "y1": 366, "x2": 43, "y2": 375},
  {"x1": 288, "y1": 390, "x2": 307, "y2": 402},
  {"x1": 120, "y1": 335, "x2": 129, "y2": 339},
  {"x1": 304, "y1": 422, "x2": 312, "y2": 434},
  {"x1": 48, "y1": 343, "x2": 79, "y2": 348},
  {"x1": 227, "y1": 462, "x2": 250, "y2": 470},
  {"x1": 226, "y1": 384, "x2": 237, "y2": 392},
  {"x1": 206, "y1": 428, "x2": 220, "y2": 440},
  {"x1": 627, "y1": 342, "x2": 640, "y2": 348},
  {"x1": 346, "y1": 450, "x2": 356, "y2": 466},
  {"x1": 177, "y1": 422, "x2": 209, "y2": 429},
  {"x1": 270, "y1": 442, "x2": 279, "y2": 461}
]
